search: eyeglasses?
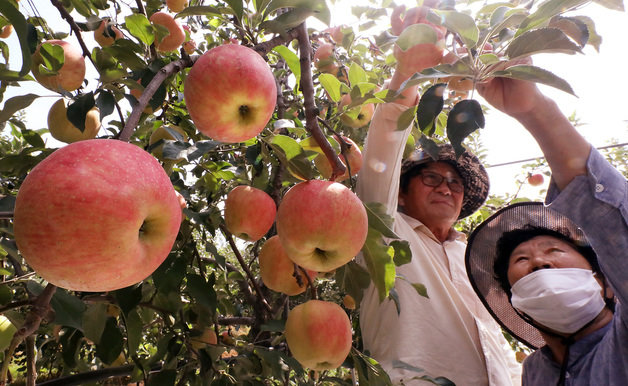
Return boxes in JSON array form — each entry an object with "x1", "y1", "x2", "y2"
[{"x1": 418, "y1": 171, "x2": 465, "y2": 193}]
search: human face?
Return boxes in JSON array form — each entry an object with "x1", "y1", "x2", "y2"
[
  {"x1": 399, "y1": 162, "x2": 464, "y2": 228},
  {"x1": 507, "y1": 235, "x2": 594, "y2": 286}
]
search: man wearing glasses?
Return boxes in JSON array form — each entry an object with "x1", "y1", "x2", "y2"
[{"x1": 355, "y1": 5, "x2": 521, "y2": 386}]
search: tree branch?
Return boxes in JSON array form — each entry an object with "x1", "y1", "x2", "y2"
[
  {"x1": 49, "y1": 0, "x2": 96, "y2": 67},
  {"x1": 295, "y1": 23, "x2": 346, "y2": 180},
  {"x1": 219, "y1": 224, "x2": 272, "y2": 314},
  {"x1": 253, "y1": 28, "x2": 301, "y2": 56}
]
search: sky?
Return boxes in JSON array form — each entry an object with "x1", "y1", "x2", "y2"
[{"x1": 2, "y1": 0, "x2": 627, "y2": 199}]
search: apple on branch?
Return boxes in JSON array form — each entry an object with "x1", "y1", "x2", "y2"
[
  {"x1": 313, "y1": 42, "x2": 339, "y2": 75},
  {"x1": 149, "y1": 11, "x2": 185, "y2": 53},
  {"x1": 184, "y1": 44, "x2": 277, "y2": 143},
  {"x1": 259, "y1": 236, "x2": 317, "y2": 296},
  {"x1": 527, "y1": 173, "x2": 545, "y2": 186},
  {"x1": 313, "y1": 135, "x2": 362, "y2": 181},
  {"x1": 284, "y1": 300, "x2": 352, "y2": 371},
  {"x1": 31, "y1": 40, "x2": 86, "y2": 93},
  {"x1": 276, "y1": 180, "x2": 368, "y2": 273},
  {"x1": 224, "y1": 185, "x2": 276, "y2": 242},
  {"x1": 338, "y1": 94, "x2": 375, "y2": 129},
  {"x1": 13, "y1": 139, "x2": 182, "y2": 292},
  {"x1": 47, "y1": 98, "x2": 101, "y2": 144},
  {"x1": 94, "y1": 19, "x2": 123, "y2": 47},
  {"x1": 149, "y1": 125, "x2": 188, "y2": 162},
  {"x1": 166, "y1": 0, "x2": 189, "y2": 13}
]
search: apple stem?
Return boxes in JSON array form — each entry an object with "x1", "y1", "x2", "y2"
[{"x1": 295, "y1": 23, "x2": 347, "y2": 180}]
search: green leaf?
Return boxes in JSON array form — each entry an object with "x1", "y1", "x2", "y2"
[
  {"x1": 224, "y1": 0, "x2": 244, "y2": 20},
  {"x1": 260, "y1": 7, "x2": 314, "y2": 35},
  {"x1": 411, "y1": 283, "x2": 429, "y2": 299},
  {"x1": 114, "y1": 285, "x2": 143, "y2": 315},
  {"x1": 162, "y1": 140, "x2": 221, "y2": 161},
  {"x1": 432, "y1": 10, "x2": 479, "y2": 48},
  {"x1": 348, "y1": 62, "x2": 367, "y2": 87},
  {"x1": 35, "y1": 42, "x2": 65, "y2": 76},
  {"x1": 67, "y1": 92, "x2": 96, "y2": 133},
  {"x1": 319, "y1": 73, "x2": 341, "y2": 102},
  {"x1": 337, "y1": 261, "x2": 371, "y2": 305},
  {"x1": 517, "y1": 0, "x2": 589, "y2": 34},
  {"x1": 364, "y1": 202, "x2": 398, "y2": 238},
  {"x1": 391, "y1": 240, "x2": 411, "y2": 266},
  {"x1": 351, "y1": 348, "x2": 393, "y2": 386},
  {"x1": 505, "y1": 28, "x2": 582, "y2": 60},
  {"x1": 0, "y1": 94, "x2": 39, "y2": 123},
  {"x1": 490, "y1": 64, "x2": 575, "y2": 95},
  {"x1": 417, "y1": 83, "x2": 446, "y2": 135},
  {"x1": 82, "y1": 303, "x2": 108, "y2": 345},
  {"x1": 96, "y1": 90, "x2": 115, "y2": 119},
  {"x1": 152, "y1": 255, "x2": 186, "y2": 294},
  {"x1": 548, "y1": 16, "x2": 589, "y2": 47},
  {"x1": 396, "y1": 105, "x2": 416, "y2": 131},
  {"x1": 593, "y1": 0, "x2": 624, "y2": 10},
  {"x1": 123, "y1": 308, "x2": 143, "y2": 355},
  {"x1": 361, "y1": 228, "x2": 396, "y2": 302},
  {"x1": 0, "y1": 0, "x2": 31, "y2": 76},
  {"x1": 273, "y1": 45, "x2": 300, "y2": 91},
  {"x1": 393, "y1": 360, "x2": 455, "y2": 385},
  {"x1": 270, "y1": 134, "x2": 303, "y2": 160},
  {"x1": 395, "y1": 23, "x2": 437, "y2": 51},
  {"x1": 186, "y1": 273, "x2": 217, "y2": 311},
  {"x1": 96, "y1": 317, "x2": 124, "y2": 365},
  {"x1": 125, "y1": 14, "x2": 154, "y2": 46},
  {"x1": 174, "y1": 5, "x2": 221, "y2": 18},
  {"x1": 446, "y1": 99, "x2": 484, "y2": 157},
  {"x1": 264, "y1": 0, "x2": 330, "y2": 25},
  {"x1": 50, "y1": 289, "x2": 86, "y2": 331}
]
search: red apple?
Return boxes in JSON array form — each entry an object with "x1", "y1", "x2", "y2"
[
  {"x1": 338, "y1": 94, "x2": 374, "y2": 129},
  {"x1": 276, "y1": 180, "x2": 368, "y2": 273},
  {"x1": 224, "y1": 185, "x2": 276, "y2": 242},
  {"x1": 314, "y1": 135, "x2": 362, "y2": 181},
  {"x1": 184, "y1": 44, "x2": 277, "y2": 142},
  {"x1": 313, "y1": 42, "x2": 338, "y2": 74},
  {"x1": 31, "y1": 40, "x2": 86, "y2": 92},
  {"x1": 149, "y1": 11, "x2": 185, "y2": 52},
  {"x1": 259, "y1": 236, "x2": 317, "y2": 296},
  {"x1": 342, "y1": 294, "x2": 356, "y2": 310},
  {"x1": 527, "y1": 173, "x2": 545, "y2": 186},
  {"x1": 323, "y1": 25, "x2": 347, "y2": 44},
  {"x1": 13, "y1": 139, "x2": 182, "y2": 292},
  {"x1": 47, "y1": 98, "x2": 101, "y2": 143},
  {"x1": 189, "y1": 327, "x2": 217, "y2": 349},
  {"x1": 284, "y1": 300, "x2": 352, "y2": 371},
  {"x1": 94, "y1": 19, "x2": 123, "y2": 47}
]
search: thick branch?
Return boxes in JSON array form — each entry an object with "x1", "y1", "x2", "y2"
[
  {"x1": 0, "y1": 212, "x2": 13, "y2": 219},
  {"x1": 219, "y1": 224, "x2": 272, "y2": 314},
  {"x1": 295, "y1": 23, "x2": 346, "y2": 180},
  {"x1": 253, "y1": 28, "x2": 301, "y2": 56},
  {"x1": 118, "y1": 56, "x2": 196, "y2": 142},
  {"x1": 217, "y1": 316, "x2": 255, "y2": 325}
]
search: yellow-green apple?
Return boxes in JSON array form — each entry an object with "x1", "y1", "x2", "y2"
[
  {"x1": 276, "y1": 180, "x2": 368, "y2": 272},
  {"x1": 149, "y1": 11, "x2": 185, "y2": 52},
  {"x1": 94, "y1": 19, "x2": 123, "y2": 47},
  {"x1": 259, "y1": 236, "x2": 317, "y2": 296},
  {"x1": 0, "y1": 24, "x2": 13, "y2": 39},
  {"x1": 184, "y1": 44, "x2": 277, "y2": 142},
  {"x1": 338, "y1": 94, "x2": 374, "y2": 129},
  {"x1": 13, "y1": 139, "x2": 182, "y2": 292},
  {"x1": 0, "y1": 315, "x2": 16, "y2": 351},
  {"x1": 166, "y1": 0, "x2": 188, "y2": 13},
  {"x1": 224, "y1": 185, "x2": 276, "y2": 242},
  {"x1": 527, "y1": 173, "x2": 545, "y2": 186},
  {"x1": 314, "y1": 135, "x2": 362, "y2": 181},
  {"x1": 129, "y1": 79, "x2": 156, "y2": 114},
  {"x1": 342, "y1": 294, "x2": 356, "y2": 310},
  {"x1": 284, "y1": 300, "x2": 352, "y2": 371},
  {"x1": 47, "y1": 98, "x2": 101, "y2": 143},
  {"x1": 313, "y1": 42, "x2": 338, "y2": 74},
  {"x1": 31, "y1": 40, "x2": 86, "y2": 92},
  {"x1": 149, "y1": 125, "x2": 187, "y2": 161}
]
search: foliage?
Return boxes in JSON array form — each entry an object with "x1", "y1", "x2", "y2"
[{"x1": 0, "y1": 0, "x2": 624, "y2": 384}]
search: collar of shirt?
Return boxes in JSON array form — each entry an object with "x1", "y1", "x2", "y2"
[{"x1": 398, "y1": 212, "x2": 466, "y2": 243}]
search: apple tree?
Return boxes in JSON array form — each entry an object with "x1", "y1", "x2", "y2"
[{"x1": 0, "y1": 0, "x2": 623, "y2": 384}]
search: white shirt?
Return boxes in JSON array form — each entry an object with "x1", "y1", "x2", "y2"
[{"x1": 357, "y1": 102, "x2": 521, "y2": 385}]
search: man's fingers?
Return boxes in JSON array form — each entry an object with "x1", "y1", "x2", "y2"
[{"x1": 391, "y1": 5, "x2": 406, "y2": 35}]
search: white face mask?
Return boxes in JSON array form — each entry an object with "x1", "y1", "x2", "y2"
[{"x1": 510, "y1": 268, "x2": 606, "y2": 334}]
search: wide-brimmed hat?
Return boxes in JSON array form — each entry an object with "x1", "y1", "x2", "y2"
[
  {"x1": 464, "y1": 201, "x2": 590, "y2": 349},
  {"x1": 401, "y1": 144, "x2": 489, "y2": 219}
]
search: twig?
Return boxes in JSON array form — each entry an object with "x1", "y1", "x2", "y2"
[
  {"x1": 295, "y1": 23, "x2": 346, "y2": 180},
  {"x1": 253, "y1": 28, "x2": 301, "y2": 56},
  {"x1": 217, "y1": 316, "x2": 255, "y2": 325},
  {"x1": 0, "y1": 212, "x2": 13, "y2": 219},
  {"x1": 219, "y1": 224, "x2": 272, "y2": 314},
  {"x1": 0, "y1": 284, "x2": 57, "y2": 386},
  {"x1": 118, "y1": 56, "x2": 196, "y2": 142},
  {"x1": 49, "y1": 0, "x2": 96, "y2": 67}
]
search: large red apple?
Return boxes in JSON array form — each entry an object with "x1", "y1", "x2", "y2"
[
  {"x1": 338, "y1": 94, "x2": 374, "y2": 129},
  {"x1": 314, "y1": 135, "x2": 362, "y2": 181},
  {"x1": 31, "y1": 40, "x2": 86, "y2": 92},
  {"x1": 284, "y1": 300, "x2": 352, "y2": 371},
  {"x1": 276, "y1": 180, "x2": 368, "y2": 273},
  {"x1": 183, "y1": 44, "x2": 277, "y2": 142},
  {"x1": 13, "y1": 139, "x2": 182, "y2": 292},
  {"x1": 149, "y1": 11, "x2": 185, "y2": 52},
  {"x1": 224, "y1": 185, "x2": 276, "y2": 242},
  {"x1": 259, "y1": 236, "x2": 316, "y2": 296}
]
